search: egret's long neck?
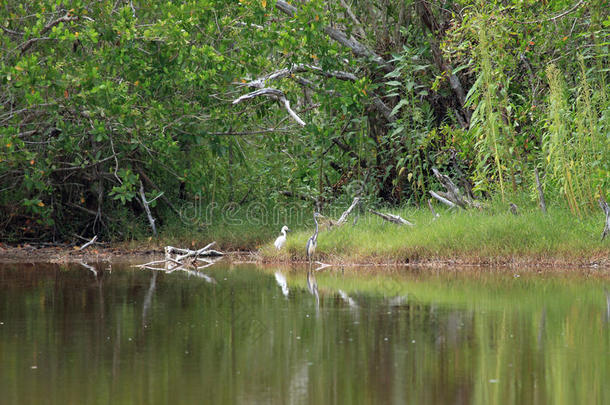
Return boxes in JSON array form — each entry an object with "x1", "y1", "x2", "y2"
[
  {"x1": 282, "y1": 228, "x2": 287, "y2": 236},
  {"x1": 313, "y1": 215, "x2": 319, "y2": 239}
]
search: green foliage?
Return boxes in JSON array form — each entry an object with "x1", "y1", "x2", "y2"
[{"x1": 0, "y1": 0, "x2": 608, "y2": 241}]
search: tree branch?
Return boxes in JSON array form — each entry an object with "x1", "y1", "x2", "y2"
[
  {"x1": 369, "y1": 209, "x2": 414, "y2": 226},
  {"x1": 243, "y1": 63, "x2": 358, "y2": 90},
  {"x1": 275, "y1": 1, "x2": 392, "y2": 72},
  {"x1": 335, "y1": 197, "x2": 361, "y2": 226},
  {"x1": 600, "y1": 196, "x2": 610, "y2": 242},
  {"x1": 20, "y1": 13, "x2": 79, "y2": 53},
  {"x1": 138, "y1": 181, "x2": 158, "y2": 236},
  {"x1": 339, "y1": 0, "x2": 367, "y2": 39},
  {"x1": 232, "y1": 88, "x2": 306, "y2": 126}
]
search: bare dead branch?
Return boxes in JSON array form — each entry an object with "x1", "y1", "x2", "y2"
[
  {"x1": 233, "y1": 88, "x2": 306, "y2": 126},
  {"x1": 78, "y1": 235, "x2": 98, "y2": 250},
  {"x1": 369, "y1": 209, "x2": 414, "y2": 226},
  {"x1": 243, "y1": 64, "x2": 357, "y2": 90},
  {"x1": 429, "y1": 190, "x2": 457, "y2": 208},
  {"x1": 138, "y1": 181, "x2": 158, "y2": 236},
  {"x1": 322, "y1": 26, "x2": 392, "y2": 73},
  {"x1": 135, "y1": 244, "x2": 223, "y2": 280},
  {"x1": 334, "y1": 197, "x2": 361, "y2": 226}
]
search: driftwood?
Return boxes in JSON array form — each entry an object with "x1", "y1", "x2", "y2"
[
  {"x1": 429, "y1": 190, "x2": 456, "y2": 209},
  {"x1": 165, "y1": 242, "x2": 224, "y2": 260},
  {"x1": 429, "y1": 168, "x2": 480, "y2": 209},
  {"x1": 369, "y1": 209, "x2": 414, "y2": 226},
  {"x1": 601, "y1": 197, "x2": 610, "y2": 241},
  {"x1": 134, "y1": 243, "x2": 223, "y2": 275},
  {"x1": 78, "y1": 235, "x2": 98, "y2": 251}
]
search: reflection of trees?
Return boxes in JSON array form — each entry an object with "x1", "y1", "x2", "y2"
[{"x1": 1, "y1": 264, "x2": 610, "y2": 404}]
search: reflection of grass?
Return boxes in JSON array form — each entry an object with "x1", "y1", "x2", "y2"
[
  {"x1": 261, "y1": 202, "x2": 608, "y2": 265},
  {"x1": 272, "y1": 266, "x2": 610, "y2": 313}
]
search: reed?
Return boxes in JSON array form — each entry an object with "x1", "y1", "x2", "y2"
[{"x1": 545, "y1": 64, "x2": 580, "y2": 216}]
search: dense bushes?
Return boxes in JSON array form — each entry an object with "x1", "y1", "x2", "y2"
[{"x1": 0, "y1": 0, "x2": 608, "y2": 241}]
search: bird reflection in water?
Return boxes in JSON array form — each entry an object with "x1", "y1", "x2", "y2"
[
  {"x1": 274, "y1": 271, "x2": 290, "y2": 298},
  {"x1": 306, "y1": 269, "x2": 319, "y2": 307}
]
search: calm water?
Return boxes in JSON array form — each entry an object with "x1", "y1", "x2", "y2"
[{"x1": 1, "y1": 261, "x2": 609, "y2": 405}]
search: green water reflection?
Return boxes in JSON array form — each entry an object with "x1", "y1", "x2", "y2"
[{"x1": 0, "y1": 262, "x2": 609, "y2": 405}]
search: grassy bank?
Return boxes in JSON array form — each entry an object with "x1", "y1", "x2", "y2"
[{"x1": 259, "y1": 204, "x2": 609, "y2": 266}]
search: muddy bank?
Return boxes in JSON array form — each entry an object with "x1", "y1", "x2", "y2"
[{"x1": 0, "y1": 244, "x2": 608, "y2": 270}]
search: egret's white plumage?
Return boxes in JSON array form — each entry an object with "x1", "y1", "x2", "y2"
[
  {"x1": 274, "y1": 225, "x2": 290, "y2": 250},
  {"x1": 274, "y1": 272, "x2": 289, "y2": 297}
]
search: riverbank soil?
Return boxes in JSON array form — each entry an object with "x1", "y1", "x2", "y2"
[{"x1": 0, "y1": 243, "x2": 607, "y2": 269}]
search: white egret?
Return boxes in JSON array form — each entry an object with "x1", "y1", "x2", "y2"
[{"x1": 274, "y1": 225, "x2": 290, "y2": 250}]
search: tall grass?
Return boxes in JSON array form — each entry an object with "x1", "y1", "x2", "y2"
[
  {"x1": 262, "y1": 199, "x2": 608, "y2": 264},
  {"x1": 469, "y1": 19, "x2": 506, "y2": 199},
  {"x1": 545, "y1": 64, "x2": 580, "y2": 215},
  {"x1": 544, "y1": 60, "x2": 609, "y2": 215}
]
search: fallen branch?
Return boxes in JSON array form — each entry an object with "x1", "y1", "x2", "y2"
[
  {"x1": 134, "y1": 243, "x2": 223, "y2": 275},
  {"x1": 600, "y1": 197, "x2": 610, "y2": 241},
  {"x1": 78, "y1": 235, "x2": 98, "y2": 251},
  {"x1": 165, "y1": 242, "x2": 224, "y2": 261},
  {"x1": 432, "y1": 168, "x2": 466, "y2": 208},
  {"x1": 369, "y1": 209, "x2": 414, "y2": 226},
  {"x1": 430, "y1": 168, "x2": 481, "y2": 209},
  {"x1": 429, "y1": 190, "x2": 457, "y2": 209}
]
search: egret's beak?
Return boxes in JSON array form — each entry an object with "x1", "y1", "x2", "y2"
[{"x1": 286, "y1": 228, "x2": 291, "y2": 232}]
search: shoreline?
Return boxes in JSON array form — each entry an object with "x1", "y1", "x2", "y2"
[{"x1": 0, "y1": 244, "x2": 608, "y2": 270}]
